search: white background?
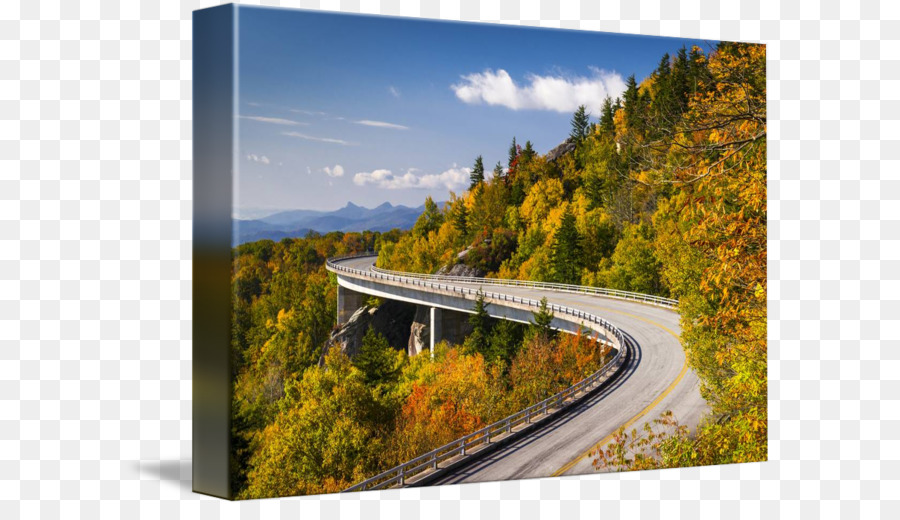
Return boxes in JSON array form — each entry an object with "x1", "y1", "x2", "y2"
[{"x1": 1, "y1": 0, "x2": 898, "y2": 518}]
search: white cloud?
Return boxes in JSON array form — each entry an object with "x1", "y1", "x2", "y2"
[
  {"x1": 353, "y1": 166, "x2": 470, "y2": 191},
  {"x1": 323, "y1": 164, "x2": 344, "y2": 177},
  {"x1": 355, "y1": 120, "x2": 409, "y2": 130},
  {"x1": 282, "y1": 131, "x2": 354, "y2": 146},
  {"x1": 240, "y1": 115, "x2": 305, "y2": 126},
  {"x1": 388, "y1": 86, "x2": 401, "y2": 98},
  {"x1": 289, "y1": 108, "x2": 328, "y2": 116},
  {"x1": 246, "y1": 154, "x2": 271, "y2": 164},
  {"x1": 451, "y1": 68, "x2": 627, "y2": 113}
]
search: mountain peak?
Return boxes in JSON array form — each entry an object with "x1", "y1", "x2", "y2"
[
  {"x1": 344, "y1": 201, "x2": 361, "y2": 209},
  {"x1": 375, "y1": 201, "x2": 393, "y2": 210}
]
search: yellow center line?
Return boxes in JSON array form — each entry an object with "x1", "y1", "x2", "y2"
[{"x1": 550, "y1": 307, "x2": 688, "y2": 477}]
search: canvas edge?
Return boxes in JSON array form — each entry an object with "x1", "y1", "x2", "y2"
[{"x1": 192, "y1": 3, "x2": 236, "y2": 501}]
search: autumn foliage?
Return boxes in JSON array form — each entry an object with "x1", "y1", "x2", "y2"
[
  {"x1": 592, "y1": 43, "x2": 767, "y2": 469},
  {"x1": 376, "y1": 42, "x2": 766, "y2": 471},
  {"x1": 230, "y1": 234, "x2": 610, "y2": 498}
]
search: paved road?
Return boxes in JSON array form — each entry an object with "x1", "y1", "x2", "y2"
[{"x1": 333, "y1": 256, "x2": 709, "y2": 482}]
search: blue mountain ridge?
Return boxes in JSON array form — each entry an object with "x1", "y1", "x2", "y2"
[{"x1": 233, "y1": 201, "x2": 440, "y2": 245}]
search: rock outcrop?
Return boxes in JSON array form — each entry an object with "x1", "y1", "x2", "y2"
[
  {"x1": 436, "y1": 247, "x2": 487, "y2": 278},
  {"x1": 407, "y1": 305, "x2": 431, "y2": 357},
  {"x1": 436, "y1": 261, "x2": 486, "y2": 278},
  {"x1": 407, "y1": 304, "x2": 475, "y2": 356},
  {"x1": 328, "y1": 247, "x2": 490, "y2": 362},
  {"x1": 322, "y1": 299, "x2": 415, "y2": 364},
  {"x1": 546, "y1": 137, "x2": 577, "y2": 163}
]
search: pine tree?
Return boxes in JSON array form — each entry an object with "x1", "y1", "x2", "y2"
[
  {"x1": 652, "y1": 53, "x2": 676, "y2": 131},
  {"x1": 570, "y1": 104, "x2": 590, "y2": 142},
  {"x1": 521, "y1": 141, "x2": 536, "y2": 165},
  {"x1": 623, "y1": 74, "x2": 640, "y2": 130},
  {"x1": 354, "y1": 326, "x2": 401, "y2": 386},
  {"x1": 450, "y1": 198, "x2": 468, "y2": 235},
  {"x1": 508, "y1": 137, "x2": 518, "y2": 169},
  {"x1": 412, "y1": 196, "x2": 444, "y2": 237},
  {"x1": 487, "y1": 319, "x2": 523, "y2": 366},
  {"x1": 469, "y1": 155, "x2": 485, "y2": 190},
  {"x1": 493, "y1": 161, "x2": 504, "y2": 182},
  {"x1": 671, "y1": 46, "x2": 690, "y2": 110},
  {"x1": 467, "y1": 290, "x2": 492, "y2": 355},
  {"x1": 656, "y1": 52, "x2": 672, "y2": 79},
  {"x1": 551, "y1": 208, "x2": 583, "y2": 285},
  {"x1": 530, "y1": 297, "x2": 555, "y2": 340},
  {"x1": 687, "y1": 46, "x2": 709, "y2": 96},
  {"x1": 599, "y1": 97, "x2": 615, "y2": 134}
]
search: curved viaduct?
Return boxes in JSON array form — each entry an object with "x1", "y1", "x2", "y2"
[{"x1": 327, "y1": 254, "x2": 708, "y2": 483}]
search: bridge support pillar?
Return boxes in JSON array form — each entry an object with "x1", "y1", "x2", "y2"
[
  {"x1": 427, "y1": 306, "x2": 473, "y2": 358},
  {"x1": 337, "y1": 285, "x2": 365, "y2": 325},
  {"x1": 429, "y1": 307, "x2": 441, "y2": 359}
]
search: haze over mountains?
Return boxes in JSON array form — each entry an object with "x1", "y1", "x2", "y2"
[{"x1": 233, "y1": 201, "x2": 432, "y2": 245}]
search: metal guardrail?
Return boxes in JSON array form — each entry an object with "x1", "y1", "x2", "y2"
[
  {"x1": 326, "y1": 252, "x2": 634, "y2": 491},
  {"x1": 371, "y1": 265, "x2": 679, "y2": 308},
  {"x1": 326, "y1": 253, "x2": 626, "y2": 348}
]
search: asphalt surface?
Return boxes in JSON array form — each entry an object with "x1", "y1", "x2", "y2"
[{"x1": 333, "y1": 256, "x2": 709, "y2": 483}]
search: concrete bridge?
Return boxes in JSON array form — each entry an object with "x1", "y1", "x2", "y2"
[
  {"x1": 327, "y1": 254, "x2": 708, "y2": 486},
  {"x1": 334, "y1": 256, "x2": 624, "y2": 355}
]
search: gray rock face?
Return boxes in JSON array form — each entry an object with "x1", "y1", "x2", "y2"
[
  {"x1": 322, "y1": 299, "x2": 415, "y2": 364},
  {"x1": 436, "y1": 262, "x2": 486, "y2": 278},
  {"x1": 546, "y1": 137, "x2": 577, "y2": 162},
  {"x1": 327, "y1": 248, "x2": 490, "y2": 363},
  {"x1": 408, "y1": 305, "x2": 431, "y2": 357},
  {"x1": 437, "y1": 248, "x2": 487, "y2": 278},
  {"x1": 407, "y1": 304, "x2": 474, "y2": 356}
]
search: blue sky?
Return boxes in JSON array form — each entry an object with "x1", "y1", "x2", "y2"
[{"x1": 233, "y1": 6, "x2": 717, "y2": 215}]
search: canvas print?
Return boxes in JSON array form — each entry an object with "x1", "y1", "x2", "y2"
[{"x1": 193, "y1": 5, "x2": 766, "y2": 500}]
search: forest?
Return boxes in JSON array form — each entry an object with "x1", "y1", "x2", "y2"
[{"x1": 230, "y1": 41, "x2": 766, "y2": 497}]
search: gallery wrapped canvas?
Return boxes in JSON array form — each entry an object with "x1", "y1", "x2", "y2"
[{"x1": 193, "y1": 4, "x2": 766, "y2": 500}]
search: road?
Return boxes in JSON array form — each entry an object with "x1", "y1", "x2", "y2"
[{"x1": 332, "y1": 256, "x2": 709, "y2": 482}]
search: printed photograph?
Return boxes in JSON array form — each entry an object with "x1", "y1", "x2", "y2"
[{"x1": 225, "y1": 6, "x2": 766, "y2": 499}]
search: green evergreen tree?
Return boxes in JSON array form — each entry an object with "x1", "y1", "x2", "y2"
[
  {"x1": 508, "y1": 137, "x2": 518, "y2": 169},
  {"x1": 353, "y1": 326, "x2": 401, "y2": 386},
  {"x1": 570, "y1": 104, "x2": 590, "y2": 142},
  {"x1": 487, "y1": 319, "x2": 524, "y2": 367},
  {"x1": 623, "y1": 74, "x2": 640, "y2": 130},
  {"x1": 450, "y1": 199, "x2": 468, "y2": 235},
  {"x1": 469, "y1": 155, "x2": 485, "y2": 190},
  {"x1": 551, "y1": 208, "x2": 583, "y2": 285},
  {"x1": 493, "y1": 161, "x2": 504, "y2": 183},
  {"x1": 467, "y1": 290, "x2": 493, "y2": 356},
  {"x1": 671, "y1": 46, "x2": 690, "y2": 110},
  {"x1": 656, "y1": 52, "x2": 672, "y2": 79},
  {"x1": 651, "y1": 53, "x2": 677, "y2": 132},
  {"x1": 530, "y1": 297, "x2": 555, "y2": 340},
  {"x1": 687, "y1": 46, "x2": 710, "y2": 97},
  {"x1": 599, "y1": 97, "x2": 616, "y2": 134},
  {"x1": 412, "y1": 196, "x2": 444, "y2": 238},
  {"x1": 520, "y1": 141, "x2": 536, "y2": 165},
  {"x1": 583, "y1": 136, "x2": 619, "y2": 210}
]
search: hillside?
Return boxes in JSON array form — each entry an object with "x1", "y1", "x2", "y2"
[{"x1": 377, "y1": 42, "x2": 767, "y2": 471}]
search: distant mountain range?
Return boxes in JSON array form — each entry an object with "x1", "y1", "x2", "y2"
[{"x1": 233, "y1": 201, "x2": 430, "y2": 245}]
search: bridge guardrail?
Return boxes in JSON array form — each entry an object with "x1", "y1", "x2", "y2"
[
  {"x1": 371, "y1": 265, "x2": 678, "y2": 308},
  {"x1": 326, "y1": 252, "x2": 637, "y2": 491}
]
